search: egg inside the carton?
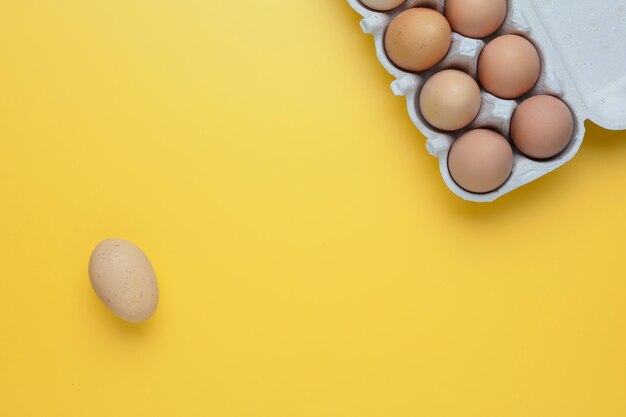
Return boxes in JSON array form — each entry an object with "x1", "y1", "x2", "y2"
[
  {"x1": 89, "y1": 239, "x2": 159, "y2": 323},
  {"x1": 360, "y1": 0, "x2": 406, "y2": 11},
  {"x1": 510, "y1": 95, "x2": 574, "y2": 159},
  {"x1": 448, "y1": 129, "x2": 514, "y2": 193},
  {"x1": 445, "y1": 0, "x2": 507, "y2": 38},
  {"x1": 384, "y1": 8, "x2": 452, "y2": 72},
  {"x1": 478, "y1": 34, "x2": 541, "y2": 99},
  {"x1": 419, "y1": 69, "x2": 482, "y2": 131}
]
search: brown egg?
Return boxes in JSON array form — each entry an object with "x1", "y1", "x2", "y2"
[
  {"x1": 510, "y1": 95, "x2": 574, "y2": 159},
  {"x1": 419, "y1": 69, "x2": 482, "y2": 131},
  {"x1": 448, "y1": 129, "x2": 514, "y2": 193},
  {"x1": 384, "y1": 8, "x2": 452, "y2": 72},
  {"x1": 478, "y1": 35, "x2": 541, "y2": 99},
  {"x1": 445, "y1": 0, "x2": 507, "y2": 38},
  {"x1": 360, "y1": 0, "x2": 405, "y2": 11},
  {"x1": 89, "y1": 239, "x2": 159, "y2": 323}
]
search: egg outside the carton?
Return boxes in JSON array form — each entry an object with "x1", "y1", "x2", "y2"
[{"x1": 89, "y1": 239, "x2": 159, "y2": 323}]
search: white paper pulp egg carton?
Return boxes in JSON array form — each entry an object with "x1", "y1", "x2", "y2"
[{"x1": 348, "y1": 0, "x2": 626, "y2": 202}]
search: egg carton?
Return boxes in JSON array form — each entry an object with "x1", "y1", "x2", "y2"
[{"x1": 348, "y1": 0, "x2": 626, "y2": 202}]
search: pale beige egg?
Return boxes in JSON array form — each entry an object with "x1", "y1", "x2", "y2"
[
  {"x1": 448, "y1": 129, "x2": 514, "y2": 193},
  {"x1": 89, "y1": 239, "x2": 159, "y2": 323},
  {"x1": 511, "y1": 95, "x2": 574, "y2": 159},
  {"x1": 384, "y1": 8, "x2": 452, "y2": 72},
  {"x1": 478, "y1": 34, "x2": 541, "y2": 99},
  {"x1": 419, "y1": 69, "x2": 482, "y2": 131},
  {"x1": 360, "y1": 0, "x2": 405, "y2": 11},
  {"x1": 445, "y1": 0, "x2": 507, "y2": 38}
]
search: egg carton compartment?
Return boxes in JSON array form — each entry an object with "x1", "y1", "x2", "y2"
[{"x1": 349, "y1": 0, "x2": 625, "y2": 202}]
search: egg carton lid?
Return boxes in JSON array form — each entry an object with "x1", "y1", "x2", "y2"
[{"x1": 525, "y1": 0, "x2": 626, "y2": 131}]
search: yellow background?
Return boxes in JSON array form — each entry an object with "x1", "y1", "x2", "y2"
[{"x1": 1, "y1": 1, "x2": 626, "y2": 416}]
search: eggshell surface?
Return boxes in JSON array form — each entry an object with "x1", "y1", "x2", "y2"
[
  {"x1": 445, "y1": 0, "x2": 507, "y2": 38},
  {"x1": 89, "y1": 238, "x2": 159, "y2": 323},
  {"x1": 448, "y1": 129, "x2": 514, "y2": 193},
  {"x1": 360, "y1": 0, "x2": 405, "y2": 11},
  {"x1": 419, "y1": 69, "x2": 482, "y2": 131},
  {"x1": 511, "y1": 95, "x2": 574, "y2": 159},
  {"x1": 478, "y1": 34, "x2": 541, "y2": 99},
  {"x1": 384, "y1": 8, "x2": 452, "y2": 72}
]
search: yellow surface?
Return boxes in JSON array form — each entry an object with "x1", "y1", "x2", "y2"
[{"x1": 1, "y1": 1, "x2": 626, "y2": 416}]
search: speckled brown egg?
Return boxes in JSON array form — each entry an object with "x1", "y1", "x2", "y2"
[
  {"x1": 360, "y1": 0, "x2": 406, "y2": 11},
  {"x1": 89, "y1": 238, "x2": 159, "y2": 323},
  {"x1": 384, "y1": 8, "x2": 452, "y2": 72},
  {"x1": 478, "y1": 34, "x2": 541, "y2": 99}
]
